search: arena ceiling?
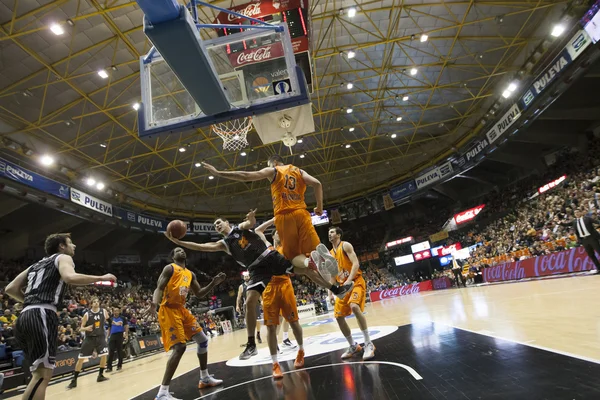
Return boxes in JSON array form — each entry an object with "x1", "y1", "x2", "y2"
[{"x1": 0, "y1": 0, "x2": 573, "y2": 216}]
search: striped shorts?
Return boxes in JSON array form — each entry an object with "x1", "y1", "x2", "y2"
[{"x1": 15, "y1": 306, "x2": 59, "y2": 372}]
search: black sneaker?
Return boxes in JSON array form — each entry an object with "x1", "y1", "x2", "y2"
[
  {"x1": 282, "y1": 338, "x2": 296, "y2": 348},
  {"x1": 116, "y1": 366, "x2": 122, "y2": 371},
  {"x1": 105, "y1": 368, "x2": 113, "y2": 373},
  {"x1": 257, "y1": 332, "x2": 262, "y2": 344},
  {"x1": 335, "y1": 281, "x2": 355, "y2": 299},
  {"x1": 67, "y1": 380, "x2": 77, "y2": 389},
  {"x1": 97, "y1": 375, "x2": 109, "y2": 383},
  {"x1": 239, "y1": 344, "x2": 258, "y2": 360}
]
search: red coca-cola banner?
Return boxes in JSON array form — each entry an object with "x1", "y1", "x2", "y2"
[
  {"x1": 369, "y1": 280, "x2": 433, "y2": 302},
  {"x1": 215, "y1": 0, "x2": 305, "y2": 24},
  {"x1": 228, "y1": 42, "x2": 286, "y2": 67},
  {"x1": 453, "y1": 204, "x2": 485, "y2": 225},
  {"x1": 483, "y1": 246, "x2": 595, "y2": 283},
  {"x1": 436, "y1": 243, "x2": 462, "y2": 256}
]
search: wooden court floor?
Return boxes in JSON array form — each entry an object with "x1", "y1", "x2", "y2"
[{"x1": 23, "y1": 274, "x2": 600, "y2": 399}]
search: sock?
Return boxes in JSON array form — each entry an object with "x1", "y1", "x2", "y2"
[
  {"x1": 362, "y1": 329, "x2": 372, "y2": 345},
  {"x1": 298, "y1": 344, "x2": 304, "y2": 351},
  {"x1": 345, "y1": 335, "x2": 354, "y2": 346},
  {"x1": 73, "y1": 371, "x2": 80, "y2": 381},
  {"x1": 283, "y1": 332, "x2": 289, "y2": 341},
  {"x1": 200, "y1": 369, "x2": 209, "y2": 379},
  {"x1": 303, "y1": 258, "x2": 310, "y2": 268},
  {"x1": 158, "y1": 385, "x2": 169, "y2": 395},
  {"x1": 99, "y1": 367, "x2": 105, "y2": 376},
  {"x1": 271, "y1": 354, "x2": 278, "y2": 363},
  {"x1": 248, "y1": 336, "x2": 256, "y2": 346}
]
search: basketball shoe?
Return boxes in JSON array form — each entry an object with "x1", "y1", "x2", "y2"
[
  {"x1": 198, "y1": 375, "x2": 223, "y2": 389},
  {"x1": 155, "y1": 392, "x2": 181, "y2": 400},
  {"x1": 294, "y1": 349, "x2": 305, "y2": 369},
  {"x1": 341, "y1": 343, "x2": 363, "y2": 359},
  {"x1": 363, "y1": 342, "x2": 376, "y2": 360},
  {"x1": 272, "y1": 362, "x2": 284, "y2": 379}
]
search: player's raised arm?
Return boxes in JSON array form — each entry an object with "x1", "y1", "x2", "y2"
[
  {"x1": 190, "y1": 272, "x2": 227, "y2": 299},
  {"x1": 238, "y1": 209, "x2": 258, "y2": 230},
  {"x1": 165, "y1": 232, "x2": 226, "y2": 252},
  {"x1": 202, "y1": 162, "x2": 275, "y2": 182},
  {"x1": 255, "y1": 218, "x2": 275, "y2": 235},
  {"x1": 58, "y1": 254, "x2": 116, "y2": 286},
  {"x1": 301, "y1": 170, "x2": 324, "y2": 215}
]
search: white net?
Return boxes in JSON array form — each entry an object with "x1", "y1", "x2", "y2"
[{"x1": 211, "y1": 117, "x2": 253, "y2": 152}]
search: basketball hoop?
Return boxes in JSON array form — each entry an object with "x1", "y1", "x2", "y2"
[{"x1": 211, "y1": 117, "x2": 253, "y2": 152}]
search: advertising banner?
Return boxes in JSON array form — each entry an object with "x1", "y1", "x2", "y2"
[
  {"x1": 486, "y1": 103, "x2": 521, "y2": 144},
  {"x1": 520, "y1": 30, "x2": 591, "y2": 110},
  {"x1": 432, "y1": 276, "x2": 453, "y2": 290},
  {"x1": 70, "y1": 188, "x2": 113, "y2": 217},
  {"x1": 54, "y1": 350, "x2": 97, "y2": 376},
  {"x1": 411, "y1": 241, "x2": 430, "y2": 253},
  {"x1": 394, "y1": 254, "x2": 414, "y2": 266},
  {"x1": 369, "y1": 280, "x2": 433, "y2": 302},
  {"x1": 389, "y1": 180, "x2": 417, "y2": 201},
  {"x1": 436, "y1": 243, "x2": 463, "y2": 257},
  {"x1": 453, "y1": 204, "x2": 485, "y2": 225},
  {"x1": 414, "y1": 249, "x2": 431, "y2": 261},
  {"x1": 193, "y1": 222, "x2": 217, "y2": 234},
  {"x1": 297, "y1": 304, "x2": 316, "y2": 317},
  {"x1": 386, "y1": 236, "x2": 413, "y2": 248},
  {"x1": 215, "y1": 0, "x2": 305, "y2": 24},
  {"x1": 137, "y1": 334, "x2": 163, "y2": 353},
  {"x1": 0, "y1": 158, "x2": 70, "y2": 200},
  {"x1": 117, "y1": 208, "x2": 166, "y2": 230},
  {"x1": 429, "y1": 230, "x2": 449, "y2": 243},
  {"x1": 538, "y1": 175, "x2": 566, "y2": 194},
  {"x1": 483, "y1": 246, "x2": 595, "y2": 283},
  {"x1": 415, "y1": 162, "x2": 453, "y2": 189}
]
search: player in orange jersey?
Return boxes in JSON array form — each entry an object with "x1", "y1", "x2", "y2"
[
  {"x1": 273, "y1": 229, "x2": 296, "y2": 349},
  {"x1": 143, "y1": 247, "x2": 226, "y2": 399},
  {"x1": 325, "y1": 226, "x2": 375, "y2": 361},
  {"x1": 202, "y1": 156, "x2": 341, "y2": 282},
  {"x1": 255, "y1": 218, "x2": 305, "y2": 379}
]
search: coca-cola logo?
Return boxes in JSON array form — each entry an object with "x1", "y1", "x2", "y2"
[
  {"x1": 454, "y1": 205, "x2": 485, "y2": 224},
  {"x1": 236, "y1": 46, "x2": 273, "y2": 65},
  {"x1": 484, "y1": 262, "x2": 526, "y2": 282},
  {"x1": 533, "y1": 246, "x2": 593, "y2": 276},
  {"x1": 228, "y1": 3, "x2": 262, "y2": 21},
  {"x1": 438, "y1": 243, "x2": 462, "y2": 256},
  {"x1": 379, "y1": 284, "x2": 421, "y2": 299}
]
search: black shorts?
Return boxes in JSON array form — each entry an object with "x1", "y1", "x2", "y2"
[
  {"x1": 247, "y1": 251, "x2": 293, "y2": 294},
  {"x1": 15, "y1": 306, "x2": 59, "y2": 372},
  {"x1": 79, "y1": 335, "x2": 108, "y2": 359}
]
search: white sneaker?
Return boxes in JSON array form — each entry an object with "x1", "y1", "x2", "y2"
[
  {"x1": 316, "y1": 244, "x2": 339, "y2": 272},
  {"x1": 198, "y1": 375, "x2": 223, "y2": 389},
  {"x1": 155, "y1": 392, "x2": 181, "y2": 400},
  {"x1": 341, "y1": 343, "x2": 362, "y2": 359},
  {"x1": 363, "y1": 342, "x2": 376, "y2": 360}
]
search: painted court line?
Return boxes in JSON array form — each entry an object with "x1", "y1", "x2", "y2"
[
  {"x1": 194, "y1": 361, "x2": 423, "y2": 399},
  {"x1": 432, "y1": 321, "x2": 600, "y2": 365}
]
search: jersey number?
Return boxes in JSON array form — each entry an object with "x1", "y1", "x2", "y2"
[
  {"x1": 284, "y1": 175, "x2": 296, "y2": 191},
  {"x1": 25, "y1": 270, "x2": 44, "y2": 294}
]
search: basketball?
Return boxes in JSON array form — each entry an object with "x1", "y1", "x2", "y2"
[{"x1": 167, "y1": 220, "x2": 187, "y2": 239}]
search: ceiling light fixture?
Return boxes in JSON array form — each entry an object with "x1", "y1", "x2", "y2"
[
  {"x1": 551, "y1": 24, "x2": 565, "y2": 37},
  {"x1": 347, "y1": 50, "x2": 356, "y2": 59},
  {"x1": 208, "y1": 175, "x2": 215, "y2": 180},
  {"x1": 345, "y1": 144, "x2": 351, "y2": 149},
  {"x1": 240, "y1": 151, "x2": 247, "y2": 156},
  {"x1": 50, "y1": 23, "x2": 64, "y2": 36},
  {"x1": 178, "y1": 147, "x2": 186, "y2": 152},
  {"x1": 349, "y1": 127, "x2": 355, "y2": 132},
  {"x1": 346, "y1": 108, "x2": 353, "y2": 114},
  {"x1": 100, "y1": 143, "x2": 107, "y2": 148},
  {"x1": 410, "y1": 68, "x2": 418, "y2": 76},
  {"x1": 347, "y1": 7, "x2": 357, "y2": 18},
  {"x1": 391, "y1": 133, "x2": 397, "y2": 138},
  {"x1": 346, "y1": 82, "x2": 353, "y2": 90},
  {"x1": 195, "y1": 162, "x2": 201, "y2": 167},
  {"x1": 420, "y1": 34, "x2": 428, "y2": 42},
  {"x1": 86, "y1": 178, "x2": 96, "y2": 186},
  {"x1": 132, "y1": 103, "x2": 140, "y2": 111},
  {"x1": 97, "y1": 69, "x2": 109, "y2": 79},
  {"x1": 96, "y1": 182, "x2": 105, "y2": 190},
  {"x1": 297, "y1": 138, "x2": 303, "y2": 143},
  {"x1": 40, "y1": 155, "x2": 55, "y2": 166},
  {"x1": 402, "y1": 95, "x2": 409, "y2": 101},
  {"x1": 299, "y1": 154, "x2": 305, "y2": 159},
  {"x1": 396, "y1": 117, "x2": 402, "y2": 121}
]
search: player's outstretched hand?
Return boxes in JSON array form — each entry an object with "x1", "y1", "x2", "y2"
[
  {"x1": 164, "y1": 231, "x2": 179, "y2": 243},
  {"x1": 201, "y1": 162, "x2": 218, "y2": 174},
  {"x1": 245, "y1": 208, "x2": 257, "y2": 221},
  {"x1": 213, "y1": 272, "x2": 227, "y2": 285},
  {"x1": 102, "y1": 274, "x2": 117, "y2": 283},
  {"x1": 314, "y1": 207, "x2": 323, "y2": 216}
]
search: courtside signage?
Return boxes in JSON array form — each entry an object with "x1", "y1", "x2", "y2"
[
  {"x1": 70, "y1": 188, "x2": 113, "y2": 217},
  {"x1": 415, "y1": 161, "x2": 453, "y2": 189},
  {"x1": 538, "y1": 175, "x2": 566, "y2": 194}
]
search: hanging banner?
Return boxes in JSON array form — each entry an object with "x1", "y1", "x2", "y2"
[
  {"x1": 70, "y1": 188, "x2": 113, "y2": 217},
  {"x1": 486, "y1": 103, "x2": 521, "y2": 144},
  {"x1": 520, "y1": 30, "x2": 591, "y2": 110},
  {"x1": 538, "y1": 175, "x2": 567, "y2": 194},
  {"x1": 415, "y1": 162, "x2": 453, "y2": 189},
  {"x1": 193, "y1": 222, "x2": 217, "y2": 234},
  {"x1": 457, "y1": 137, "x2": 490, "y2": 167},
  {"x1": 116, "y1": 208, "x2": 166, "y2": 230},
  {"x1": 453, "y1": 204, "x2": 485, "y2": 225},
  {"x1": 0, "y1": 158, "x2": 70, "y2": 200},
  {"x1": 383, "y1": 194, "x2": 395, "y2": 210},
  {"x1": 429, "y1": 230, "x2": 449, "y2": 243},
  {"x1": 389, "y1": 180, "x2": 417, "y2": 201}
]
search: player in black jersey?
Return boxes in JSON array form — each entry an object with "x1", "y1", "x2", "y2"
[
  {"x1": 67, "y1": 297, "x2": 110, "y2": 389},
  {"x1": 165, "y1": 209, "x2": 354, "y2": 359},
  {"x1": 236, "y1": 271, "x2": 263, "y2": 344},
  {"x1": 4, "y1": 233, "x2": 116, "y2": 400}
]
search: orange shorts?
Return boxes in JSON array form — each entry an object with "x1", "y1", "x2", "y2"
[
  {"x1": 334, "y1": 276, "x2": 367, "y2": 318},
  {"x1": 274, "y1": 209, "x2": 320, "y2": 260},
  {"x1": 158, "y1": 305, "x2": 202, "y2": 352},
  {"x1": 262, "y1": 275, "x2": 298, "y2": 326}
]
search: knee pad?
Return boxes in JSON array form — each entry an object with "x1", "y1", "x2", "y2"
[{"x1": 193, "y1": 332, "x2": 209, "y2": 354}]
